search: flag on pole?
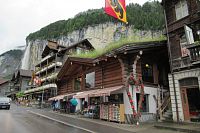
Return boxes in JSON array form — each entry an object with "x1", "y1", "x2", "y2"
[
  {"x1": 105, "y1": 0, "x2": 127, "y2": 23},
  {"x1": 34, "y1": 76, "x2": 41, "y2": 86}
]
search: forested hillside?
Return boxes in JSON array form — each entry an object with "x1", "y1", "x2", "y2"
[{"x1": 27, "y1": 1, "x2": 164, "y2": 41}]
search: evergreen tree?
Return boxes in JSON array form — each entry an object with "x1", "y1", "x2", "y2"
[{"x1": 26, "y1": 1, "x2": 164, "y2": 41}]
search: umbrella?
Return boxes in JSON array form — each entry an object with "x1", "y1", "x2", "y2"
[{"x1": 70, "y1": 98, "x2": 78, "y2": 106}]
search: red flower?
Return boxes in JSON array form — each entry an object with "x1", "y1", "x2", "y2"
[
  {"x1": 141, "y1": 84, "x2": 144, "y2": 89},
  {"x1": 133, "y1": 112, "x2": 137, "y2": 116}
]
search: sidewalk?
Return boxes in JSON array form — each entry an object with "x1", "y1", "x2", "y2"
[
  {"x1": 27, "y1": 108, "x2": 155, "y2": 133},
  {"x1": 49, "y1": 110, "x2": 154, "y2": 132},
  {"x1": 154, "y1": 122, "x2": 200, "y2": 133},
  {"x1": 27, "y1": 107, "x2": 200, "y2": 133}
]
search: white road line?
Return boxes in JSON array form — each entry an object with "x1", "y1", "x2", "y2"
[{"x1": 27, "y1": 110, "x2": 97, "y2": 133}]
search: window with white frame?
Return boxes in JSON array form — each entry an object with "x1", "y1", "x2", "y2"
[
  {"x1": 175, "y1": 0, "x2": 189, "y2": 20},
  {"x1": 180, "y1": 34, "x2": 190, "y2": 57},
  {"x1": 85, "y1": 72, "x2": 95, "y2": 89}
]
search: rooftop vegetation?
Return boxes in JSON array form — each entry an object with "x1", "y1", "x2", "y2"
[
  {"x1": 16, "y1": 91, "x2": 25, "y2": 98},
  {"x1": 71, "y1": 35, "x2": 167, "y2": 58}
]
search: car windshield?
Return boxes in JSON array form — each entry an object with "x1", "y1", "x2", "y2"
[{"x1": 0, "y1": 97, "x2": 10, "y2": 102}]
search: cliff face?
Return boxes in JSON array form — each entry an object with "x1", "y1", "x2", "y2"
[
  {"x1": 0, "y1": 49, "x2": 23, "y2": 78},
  {"x1": 22, "y1": 22, "x2": 163, "y2": 70}
]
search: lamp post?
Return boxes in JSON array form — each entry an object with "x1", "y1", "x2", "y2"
[{"x1": 41, "y1": 85, "x2": 44, "y2": 108}]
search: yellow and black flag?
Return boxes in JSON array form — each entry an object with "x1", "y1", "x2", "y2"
[{"x1": 105, "y1": 0, "x2": 127, "y2": 23}]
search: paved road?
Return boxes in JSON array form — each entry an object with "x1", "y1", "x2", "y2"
[
  {"x1": 0, "y1": 104, "x2": 88, "y2": 133},
  {"x1": 0, "y1": 104, "x2": 184, "y2": 133}
]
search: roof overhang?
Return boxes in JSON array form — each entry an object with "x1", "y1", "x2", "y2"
[
  {"x1": 57, "y1": 57, "x2": 94, "y2": 79},
  {"x1": 48, "y1": 92, "x2": 76, "y2": 101}
]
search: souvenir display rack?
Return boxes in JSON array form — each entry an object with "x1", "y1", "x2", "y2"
[{"x1": 100, "y1": 103, "x2": 125, "y2": 123}]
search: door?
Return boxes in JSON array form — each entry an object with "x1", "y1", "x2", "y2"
[{"x1": 181, "y1": 88, "x2": 190, "y2": 121}]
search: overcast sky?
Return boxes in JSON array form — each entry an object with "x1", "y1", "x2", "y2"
[{"x1": 0, "y1": 0, "x2": 154, "y2": 55}]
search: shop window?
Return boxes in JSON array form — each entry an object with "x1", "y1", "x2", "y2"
[
  {"x1": 74, "y1": 77, "x2": 81, "y2": 91},
  {"x1": 136, "y1": 93, "x2": 149, "y2": 112},
  {"x1": 175, "y1": 0, "x2": 188, "y2": 20},
  {"x1": 108, "y1": 94, "x2": 124, "y2": 104},
  {"x1": 90, "y1": 97, "x2": 100, "y2": 105},
  {"x1": 85, "y1": 72, "x2": 95, "y2": 89},
  {"x1": 142, "y1": 63, "x2": 154, "y2": 83}
]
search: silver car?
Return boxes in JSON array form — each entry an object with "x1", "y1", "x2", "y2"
[{"x1": 0, "y1": 97, "x2": 11, "y2": 110}]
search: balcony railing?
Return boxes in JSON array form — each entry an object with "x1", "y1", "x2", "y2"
[
  {"x1": 172, "y1": 56, "x2": 192, "y2": 70},
  {"x1": 35, "y1": 62, "x2": 62, "y2": 75},
  {"x1": 187, "y1": 43, "x2": 200, "y2": 65},
  {"x1": 41, "y1": 73, "x2": 58, "y2": 82},
  {"x1": 24, "y1": 83, "x2": 57, "y2": 94}
]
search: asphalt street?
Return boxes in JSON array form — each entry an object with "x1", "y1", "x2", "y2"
[
  {"x1": 0, "y1": 104, "x2": 184, "y2": 133},
  {"x1": 0, "y1": 104, "x2": 88, "y2": 133}
]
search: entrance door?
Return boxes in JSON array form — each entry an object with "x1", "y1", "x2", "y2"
[{"x1": 181, "y1": 88, "x2": 190, "y2": 121}]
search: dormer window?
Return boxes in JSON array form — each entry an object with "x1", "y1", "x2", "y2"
[{"x1": 175, "y1": 0, "x2": 189, "y2": 20}]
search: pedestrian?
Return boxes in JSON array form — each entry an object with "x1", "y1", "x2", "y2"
[{"x1": 52, "y1": 100, "x2": 56, "y2": 111}]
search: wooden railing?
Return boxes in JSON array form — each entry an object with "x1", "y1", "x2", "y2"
[
  {"x1": 188, "y1": 44, "x2": 200, "y2": 64},
  {"x1": 172, "y1": 56, "x2": 191, "y2": 70},
  {"x1": 159, "y1": 94, "x2": 171, "y2": 119}
]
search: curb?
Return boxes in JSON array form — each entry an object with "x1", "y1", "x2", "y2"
[
  {"x1": 27, "y1": 110, "x2": 96, "y2": 133},
  {"x1": 154, "y1": 125, "x2": 200, "y2": 133},
  {"x1": 48, "y1": 111, "x2": 144, "y2": 132}
]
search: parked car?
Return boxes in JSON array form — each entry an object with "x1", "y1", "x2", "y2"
[{"x1": 0, "y1": 97, "x2": 11, "y2": 110}]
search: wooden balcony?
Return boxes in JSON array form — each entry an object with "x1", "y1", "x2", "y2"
[
  {"x1": 187, "y1": 43, "x2": 200, "y2": 65},
  {"x1": 172, "y1": 56, "x2": 192, "y2": 71}
]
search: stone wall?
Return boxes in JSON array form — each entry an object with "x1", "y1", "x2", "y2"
[{"x1": 168, "y1": 68, "x2": 200, "y2": 121}]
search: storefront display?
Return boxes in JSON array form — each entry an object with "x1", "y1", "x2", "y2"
[
  {"x1": 100, "y1": 103, "x2": 125, "y2": 123},
  {"x1": 99, "y1": 93, "x2": 125, "y2": 123}
]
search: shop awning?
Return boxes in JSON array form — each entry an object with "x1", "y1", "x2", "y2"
[
  {"x1": 89, "y1": 86, "x2": 124, "y2": 97},
  {"x1": 48, "y1": 93, "x2": 75, "y2": 101},
  {"x1": 74, "y1": 89, "x2": 98, "y2": 99},
  {"x1": 74, "y1": 86, "x2": 124, "y2": 98}
]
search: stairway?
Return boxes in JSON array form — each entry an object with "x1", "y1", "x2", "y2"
[{"x1": 161, "y1": 108, "x2": 173, "y2": 122}]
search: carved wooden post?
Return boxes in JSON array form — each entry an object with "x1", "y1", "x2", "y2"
[{"x1": 118, "y1": 52, "x2": 143, "y2": 124}]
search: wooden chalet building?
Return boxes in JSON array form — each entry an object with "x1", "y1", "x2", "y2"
[
  {"x1": 7, "y1": 69, "x2": 32, "y2": 100},
  {"x1": 0, "y1": 79, "x2": 9, "y2": 97},
  {"x1": 162, "y1": 0, "x2": 200, "y2": 122},
  {"x1": 54, "y1": 41, "x2": 169, "y2": 123},
  {"x1": 24, "y1": 39, "x2": 94, "y2": 106}
]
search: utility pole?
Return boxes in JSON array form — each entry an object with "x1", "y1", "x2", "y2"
[{"x1": 163, "y1": 9, "x2": 179, "y2": 122}]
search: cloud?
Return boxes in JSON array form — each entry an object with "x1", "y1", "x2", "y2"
[{"x1": 0, "y1": 0, "x2": 153, "y2": 55}]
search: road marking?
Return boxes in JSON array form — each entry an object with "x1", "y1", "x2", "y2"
[{"x1": 27, "y1": 110, "x2": 96, "y2": 133}]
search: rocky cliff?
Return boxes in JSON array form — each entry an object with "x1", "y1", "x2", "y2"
[
  {"x1": 0, "y1": 49, "x2": 24, "y2": 79},
  {"x1": 23, "y1": 22, "x2": 163, "y2": 70}
]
